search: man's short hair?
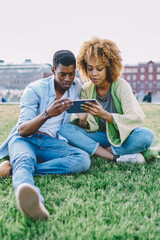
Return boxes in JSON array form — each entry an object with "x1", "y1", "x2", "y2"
[{"x1": 53, "y1": 50, "x2": 76, "y2": 69}]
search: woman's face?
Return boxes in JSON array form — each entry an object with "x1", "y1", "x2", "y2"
[{"x1": 86, "y1": 56, "x2": 107, "y2": 86}]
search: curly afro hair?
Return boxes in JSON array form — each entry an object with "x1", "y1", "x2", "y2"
[{"x1": 77, "y1": 37, "x2": 123, "y2": 82}]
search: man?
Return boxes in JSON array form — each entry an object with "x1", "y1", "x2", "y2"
[
  {"x1": 0, "y1": 50, "x2": 90, "y2": 220},
  {"x1": 143, "y1": 91, "x2": 152, "y2": 103}
]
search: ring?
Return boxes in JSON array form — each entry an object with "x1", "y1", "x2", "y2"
[{"x1": 62, "y1": 102, "x2": 65, "y2": 106}]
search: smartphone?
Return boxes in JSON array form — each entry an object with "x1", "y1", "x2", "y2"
[{"x1": 67, "y1": 99, "x2": 96, "y2": 113}]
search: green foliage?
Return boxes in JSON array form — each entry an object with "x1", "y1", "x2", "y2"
[{"x1": 0, "y1": 104, "x2": 160, "y2": 240}]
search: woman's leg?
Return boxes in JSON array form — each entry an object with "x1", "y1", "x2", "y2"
[
  {"x1": 112, "y1": 127, "x2": 154, "y2": 155},
  {"x1": 59, "y1": 123, "x2": 114, "y2": 161}
]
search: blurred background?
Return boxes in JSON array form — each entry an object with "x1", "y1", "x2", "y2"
[{"x1": 0, "y1": 0, "x2": 160, "y2": 103}]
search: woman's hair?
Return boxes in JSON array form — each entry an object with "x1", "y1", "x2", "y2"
[{"x1": 77, "y1": 37, "x2": 123, "y2": 82}]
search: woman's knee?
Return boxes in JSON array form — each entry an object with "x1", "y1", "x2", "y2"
[
  {"x1": 136, "y1": 127, "x2": 154, "y2": 149},
  {"x1": 59, "y1": 123, "x2": 74, "y2": 137}
]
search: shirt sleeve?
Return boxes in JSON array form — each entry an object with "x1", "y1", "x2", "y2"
[
  {"x1": 18, "y1": 85, "x2": 40, "y2": 126},
  {"x1": 107, "y1": 80, "x2": 146, "y2": 146}
]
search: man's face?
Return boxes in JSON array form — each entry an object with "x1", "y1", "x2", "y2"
[{"x1": 52, "y1": 64, "x2": 76, "y2": 91}]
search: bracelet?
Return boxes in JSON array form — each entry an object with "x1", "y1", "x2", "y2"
[{"x1": 43, "y1": 109, "x2": 51, "y2": 119}]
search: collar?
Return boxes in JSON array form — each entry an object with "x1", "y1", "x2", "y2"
[
  {"x1": 49, "y1": 75, "x2": 76, "y2": 97},
  {"x1": 49, "y1": 75, "x2": 56, "y2": 97}
]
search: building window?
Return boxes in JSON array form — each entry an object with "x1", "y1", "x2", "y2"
[
  {"x1": 126, "y1": 68, "x2": 132, "y2": 73},
  {"x1": 148, "y1": 74, "x2": 153, "y2": 80},
  {"x1": 156, "y1": 67, "x2": 160, "y2": 73},
  {"x1": 157, "y1": 82, "x2": 160, "y2": 88},
  {"x1": 132, "y1": 75, "x2": 137, "y2": 80},
  {"x1": 148, "y1": 65, "x2": 153, "y2": 73},
  {"x1": 140, "y1": 82, "x2": 144, "y2": 88},
  {"x1": 132, "y1": 68, "x2": 138, "y2": 73},
  {"x1": 140, "y1": 75, "x2": 145, "y2": 80},
  {"x1": 127, "y1": 75, "x2": 131, "y2": 81},
  {"x1": 148, "y1": 82, "x2": 153, "y2": 88},
  {"x1": 140, "y1": 67, "x2": 145, "y2": 73},
  {"x1": 156, "y1": 74, "x2": 160, "y2": 80},
  {"x1": 132, "y1": 82, "x2": 136, "y2": 88}
]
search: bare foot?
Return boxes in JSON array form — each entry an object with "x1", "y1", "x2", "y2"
[{"x1": 0, "y1": 160, "x2": 12, "y2": 177}]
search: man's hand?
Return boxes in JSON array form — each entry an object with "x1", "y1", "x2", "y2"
[{"x1": 47, "y1": 98, "x2": 73, "y2": 117}]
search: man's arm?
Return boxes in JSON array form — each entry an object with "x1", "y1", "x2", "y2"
[
  {"x1": 18, "y1": 112, "x2": 48, "y2": 137},
  {"x1": 19, "y1": 97, "x2": 73, "y2": 137}
]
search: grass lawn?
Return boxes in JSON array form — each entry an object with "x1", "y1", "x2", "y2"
[{"x1": 0, "y1": 103, "x2": 160, "y2": 240}]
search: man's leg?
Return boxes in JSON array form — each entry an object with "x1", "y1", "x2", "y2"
[
  {"x1": 9, "y1": 137, "x2": 49, "y2": 219},
  {"x1": 35, "y1": 135, "x2": 91, "y2": 175},
  {"x1": 0, "y1": 160, "x2": 12, "y2": 177}
]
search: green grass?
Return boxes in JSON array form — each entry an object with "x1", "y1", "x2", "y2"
[{"x1": 0, "y1": 104, "x2": 160, "y2": 240}]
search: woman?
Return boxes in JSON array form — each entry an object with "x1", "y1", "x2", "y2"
[{"x1": 59, "y1": 37, "x2": 154, "y2": 163}]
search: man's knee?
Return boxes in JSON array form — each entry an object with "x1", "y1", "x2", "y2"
[
  {"x1": 79, "y1": 152, "x2": 91, "y2": 172},
  {"x1": 11, "y1": 155, "x2": 36, "y2": 174}
]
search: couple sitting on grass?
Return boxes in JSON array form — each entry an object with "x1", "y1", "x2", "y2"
[{"x1": 0, "y1": 37, "x2": 159, "y2": 220}]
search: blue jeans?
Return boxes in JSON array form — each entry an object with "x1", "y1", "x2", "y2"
[
  {"x1": 59, "y1": 124, "x2": 154, "y2": 156},
  {"x1": 8, "y1": 133, "x2": 90, "y2": 204}
]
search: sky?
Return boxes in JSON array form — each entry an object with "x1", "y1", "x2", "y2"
[{"x1": 0, "y1": 0, "x2": 160, "y2": 65}]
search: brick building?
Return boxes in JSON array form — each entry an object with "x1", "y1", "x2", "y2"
[
  {"x1": 0, "y1": 59, "x2": 52, "y2": 90},
  {"x1": 122, "y1": 61, "x2": 160, "y2": 95}
]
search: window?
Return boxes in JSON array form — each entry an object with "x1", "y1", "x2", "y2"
[
  {"x1": 140, "y1": 82, "x2": 144, "y2": 88},
  {"x1": 156, "y1": 74, "x2": 160, "y2": 80},
  {"x1": 140, "y1": 75, "x2": 145, "y2": 80},
  {"x1": 126, "y1": 68, "x2": 131, "y2": 73},
  {"x1": 140, "y1": 67, "x2": 145, "y2": 73},
  {"x1": 132, "y1": 68, "x2": 138, "y2": 73},
  {"x1": 148, "y1": 82, "x2": 153, "y2": 88},
  {"x1": 148, "y1": 65, "x2": 153, "y2": 73},
  {"x1": 148, "y1": 75, "x2": 153, "y2": 80},
  {"x1": 127, "y1": 75, "x2": 131, "y2": 81},
  {"x1": 156, "y1": 67, "x2": 160, "y2": 73},
  {"x1": 157, "y1": 82, "x2": 160, "y2": 88},
  {"x1": 132, "y1": 75, "x2": 137, "y2": 80},
  {"x1": 132, "y1": 82, "x2": 136, "y2": 88}
]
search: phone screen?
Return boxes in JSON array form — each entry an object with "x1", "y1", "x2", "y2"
[{"x1": 67, "y1": 99, "x2": 96, "y2": 113}]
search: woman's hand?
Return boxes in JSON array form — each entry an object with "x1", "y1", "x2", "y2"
[
  {"x1": 81, "y1": 101, "x2": 113, "y2": 124},
  {"x1": 81, "y1": 100, "x2": 104, "y2": 117}
]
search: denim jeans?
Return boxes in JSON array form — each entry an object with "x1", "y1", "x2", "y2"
[
  {"x1": 59, "y1": 123, "x2": 154, "y2": 156},
  {"x1": 8, "y1": 133, "x2": 90, "y2": 204}
]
